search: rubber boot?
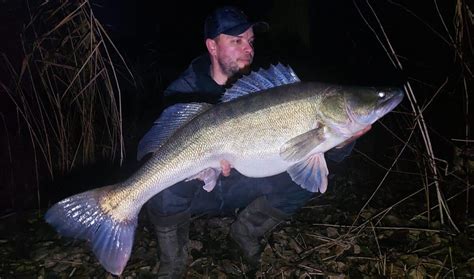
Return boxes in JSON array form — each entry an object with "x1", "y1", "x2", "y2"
[
  {"x1": 150, "y1": 211, "x2": 190, "y2": 279},
  {"x1": 229, "y1": 196, "x2": 289, "y2": 265}
]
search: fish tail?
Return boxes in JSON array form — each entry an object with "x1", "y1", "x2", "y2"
[{"x1": 44, "y1": 185, "x2": 137, "y2": 275}]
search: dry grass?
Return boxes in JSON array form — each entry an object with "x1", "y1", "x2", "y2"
[
  {"x1": 1, "y1": 0, "x2": 133, "y2": 203},
  {"x1": 351, "y1": 0, "x2": 472, "y2": 234}
]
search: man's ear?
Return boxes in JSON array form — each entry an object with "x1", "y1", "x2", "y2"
[{"x1": 206, "y1": 38, "x2": 217, "y2": 56}]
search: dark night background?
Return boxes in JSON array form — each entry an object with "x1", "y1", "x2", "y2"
[
  {"x1": 0, "y1": 0, "x2": 473, "y2": 277},
  {"x1": 0, "y1": 0, "x2": 469, "y2": 213}
]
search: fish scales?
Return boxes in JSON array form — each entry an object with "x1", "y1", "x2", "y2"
[{"x1": 45, "y1": 64, "x2": 403, "y2": 275}]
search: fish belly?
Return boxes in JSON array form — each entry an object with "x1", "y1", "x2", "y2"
[{"x1": 232, "y1": 154, "x2": 290, "y2": 177}]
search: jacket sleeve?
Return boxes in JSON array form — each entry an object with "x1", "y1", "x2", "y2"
[
  {"x1": 162, "y1": 75, "x2": 197, "y2": 105},
  {"x1": 164, "y1": 76, "x2": 195, "y2": 96},
  {"x1": 163, "y1": 77, "x2": 222, "y2": 106}
]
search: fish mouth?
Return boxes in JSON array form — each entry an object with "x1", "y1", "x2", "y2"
[
  {"x1": 345, "y1": 88, "x2": 404, "y2": 126},
  {"x1": 375, "y1": 90, "x2": 404, "y2": 118}
]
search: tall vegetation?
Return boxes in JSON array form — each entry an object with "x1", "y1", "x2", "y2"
[
  {"x1": 1, "y1": 0, "x2": 133, "y2": 208},
  {"x1": 2, "y1": 0, "x2": 132, "y2": 176}
]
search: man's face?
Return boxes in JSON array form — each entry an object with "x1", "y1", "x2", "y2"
[{"x1": 213, "y1": 27, "x2": 255, "y2": 77}]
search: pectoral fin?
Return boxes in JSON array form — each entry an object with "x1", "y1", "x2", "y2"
[
  {"x1": 280, "y1": 126, "x2": 326, "y2": 162},
  {"x1": 186, "y1": 168, "x2": 221, "y2": 192},
  {"x1": 287, "y1": 153, "x2": 329, "y2": 193}
]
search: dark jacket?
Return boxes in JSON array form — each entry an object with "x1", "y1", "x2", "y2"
[{"x1": 164, "y1": 54, "x2": 224, "y2": 105}]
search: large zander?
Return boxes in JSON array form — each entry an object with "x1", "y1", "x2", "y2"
[{"x1": 45, "y1": 64, "x2": 403, "y2": 275}]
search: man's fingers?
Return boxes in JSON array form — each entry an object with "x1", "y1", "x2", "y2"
[
  {"x1": 220, "y1": 160, "x2": 232, "y2": 176},
  {"x1": 336, "y1": 125, "x2": 372, "y2": 148},
  {"x1": 353, "y1": 125, "x2": 372, "y2": 138},
  {"x1": 359, "y1": 125, "x2": 372, "y2": 135}
]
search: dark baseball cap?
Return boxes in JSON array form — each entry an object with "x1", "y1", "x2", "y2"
[{"x1": 204, "y1": 6, "x2": 269, "y2": 39}]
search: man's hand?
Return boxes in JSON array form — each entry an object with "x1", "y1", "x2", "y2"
[
  {"x1": 220, "y1": 160, "x2": 232, "y2": 176},
  {"x1": 335, "y1": 125, "x2": 372, "y2": 149}
]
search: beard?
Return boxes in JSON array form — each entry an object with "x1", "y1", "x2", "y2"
[{"x1": 218, "y1": 55, "x2": 253, "y2": 78}]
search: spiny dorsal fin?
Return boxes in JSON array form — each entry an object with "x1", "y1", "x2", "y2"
[
  {"x1": 137, "y1": 103, "x2": 212, "y2": 160},
  {"x1": 221, "y1": 63, "x2": 300, "y2": 102}
]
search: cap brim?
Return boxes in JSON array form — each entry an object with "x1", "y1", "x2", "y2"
[{"x1": 222, "y1": 21, "x2": 270, "y2": 37}]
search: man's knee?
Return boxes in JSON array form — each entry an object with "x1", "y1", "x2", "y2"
[
  {"x1": 221, "y1": 173, "x2": 315, "y2": 215},
  {"x1": 147, "y1": 180, "x2": 201, "y2": 216},
  {"x1": 264, "y1": 177, "x2": 315, "y2": 215}
]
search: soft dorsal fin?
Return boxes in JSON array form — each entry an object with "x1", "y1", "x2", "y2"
[
  {"x1": 137, "y1": 103, "x2": 212, "y2": 160},
  {"x1": 221, "y1": 63, "x2": 301, "y2": 102}
]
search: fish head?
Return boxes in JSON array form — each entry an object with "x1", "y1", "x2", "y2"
[{"x1": 343, "y1": 86, "x2": 404, "y2": 126}]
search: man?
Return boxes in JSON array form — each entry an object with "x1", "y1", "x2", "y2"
[{"x1": 139, "y1": 6, "x2": 369, "y2": 278}]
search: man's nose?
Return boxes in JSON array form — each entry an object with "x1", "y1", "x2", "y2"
[{"x1": 242, "y1": 41, "x2": 253, "y2": 54}]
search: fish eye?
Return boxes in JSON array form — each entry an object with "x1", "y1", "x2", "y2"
[{"x1": 378, "y1": 92, "x2": 385, "y2": 98}]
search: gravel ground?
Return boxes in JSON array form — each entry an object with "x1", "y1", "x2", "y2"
[{"x1": 1, "y1": 172, "x2": 473, "y2": 278}]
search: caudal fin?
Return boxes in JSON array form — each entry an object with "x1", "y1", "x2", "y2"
[{"x1": 44, "y1": 186, "x2": 137, "y2": 275}]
